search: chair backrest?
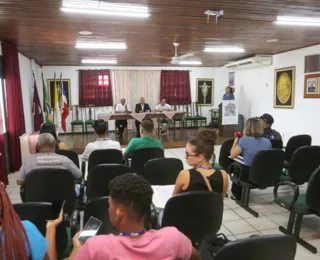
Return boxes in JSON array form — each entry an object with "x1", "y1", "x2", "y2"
[
  {"x1": 71, "y1": 105, "x2": 82, "y2": 121},
  {"x1": 131, "y1": 147, "x2": 164, "y2": 175},
  {"x1": 285, "y1": 134, "x2": 311, "y2": 162},
  {"x1": 24, "y1": 169, "x2": 77, "y2": 214},
  {"x1": 183, "y1": 104, "x2": 192, "y2": 117},
  {"x1": 192, "y1": 102, "x2": 202, "y2": 116},
  {"x1": 88, "y1": 149, "x2": 124, "y2": 171},
  {"x1": 249, "y1": 150, "x2": 285, "y2": 188},
  {"x1": 56, "y1": 149, "x2": 80, "y2": 168},
  {"x1": 288, "y1": 146, "x2": 320, "y2": 184},
  {"x1": 214, "y1": 235, "x2": 296, "y2": 260},
  {"x1": 13, "y1": 202, "x2": 68, "y2": 259},
  {"x1": 218, "y1": 139, "x2": 234, "y2": 171},
  {"x1": 144, "y1": 158, "x2": 183, "y2": 185},
  {"x1": 270, "y1": 139, "x2": 283, "y2": 149},
  {"x1": 161, "y1": 191, "x2": 223, "y2": 246},
  {"x1": 306, "y1": 167, "x2": 320, "y2": 211},
  {"x1": 87, "y1": 164, "x2": 132, "y2": 201}
]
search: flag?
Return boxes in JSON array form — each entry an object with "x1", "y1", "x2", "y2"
[
  {"x1": 32, "y1": 73, "x2": 44, "y2": 131},
  {"x1": 42, "y1": 72, "x2": 52, "y2": 122},
  {"x1": 53, "y1": 72, "x2": 61, "y2": 128},
  {"x1": 60, "y1": 74, "x2": 69, "y2": 132}
]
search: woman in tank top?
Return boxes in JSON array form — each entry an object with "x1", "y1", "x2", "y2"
[{"x1": 173, "y1": 129, "x2": 228, "y2": 199}]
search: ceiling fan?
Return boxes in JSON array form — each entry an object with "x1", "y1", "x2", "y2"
[{"x1": 152, "y1": 42, "x2": 194, "y2": 64}]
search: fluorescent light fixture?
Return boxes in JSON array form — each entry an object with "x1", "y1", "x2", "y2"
[
  {"x1": 61, "y1": 0, "x2": 150, "y2": 18},
  {"x1": 79, "y1": 31, "x2": 92, "y2": 35},
  {"x1": 178, "y1": 61, "x2": 202, "y2": 65},
  {"x1": 75, "y1": 42, "x2": 127, "y2": 49},
  {"x1": 82, "y1": 59, "x2": 117, "y2": 64},
  {"x1": 275, "y1": 16, "x2": 320, "y2": 26},
  {"x1": 204, "y1": 47, "x2": 245, "y2": 53}
]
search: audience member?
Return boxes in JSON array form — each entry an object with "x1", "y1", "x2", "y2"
[
  {"x1": 39, "y1": 122, "x2": 68, "y2": 151},
  {"x1": 173, "y1": 129, "x2": 228, "y2": 199},
  {"x1": 230, "y1": 117, "x2": 272, "y2": 199},
  {"x1": 135, "y1": 97, "x2": 151, "y2": 137},
  {"x1": 17, "y1": 133, "x2": 82, "y2": 186},
  {"x1": 154, "y1": 98, "x2": 173, "y2": 135},
  {"x1": 222, "y1": 86, "x2": 235, "y2": 100},
  {"x1": 0, "y1": 182, "x2": 63, "y2": 260},
  {"x1": 259, "y1": 113, "x2": 282, "y2": 140},
  {"x1": 81, "y1": 119, "x2": 121, "y2": 162},
  {"x1": 124, "y1": 119, "x2": 162, "y2": 158},
  {"x1": 68, "y1": 174, "x2": 200, "y2": 260},
  {"x1": 115, "y1": 98, "x2": 131, "y2": 138},
  {"x1": 196, "y1": 128, "x2": 217, "y2": 168}
]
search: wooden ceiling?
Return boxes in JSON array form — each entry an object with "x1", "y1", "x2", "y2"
[{"x1": 1, "y1": 0, "x2": 320, "y2": 66}]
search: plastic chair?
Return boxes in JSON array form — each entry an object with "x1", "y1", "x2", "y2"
[
  {"x1": 131, "y1": 147, "x2": 164, "y2": 176},
  {"x1": 270, "y1": 139, "x2": 283, "y2": 149},
  {"x1": 56, "y1": 149, "x2": 80, "y2": 168},
  {"x1": 214, "y1": 234, "x2": 296, "y2": 260},
  {"x1": 87, "y1": 149, "x2": 124, "y2": 171},
  {"x1": 216, "y1": 139, "x2": 234, "y2": 172},
  {"x1": 144, "y1": 158, "x2": 183, "y2": 185},
  {"x1": 274, "y1": 167, "x2": 320, "y2": 254},
  {"x1": 229, "y1": 149, "x2": 285, "y2": 217},
  {"x1": 161, "y1": 191, "x2": 223, "y2": 247},
  {"x1": 86, "y1": 164, "x2": 132, "y2": 201},
  {"x1": 13, "y1": 202, "x2": 69, "y2": 259},
  {"x1": 284, "y1": 135, "x2": 311, "y2": 166}
]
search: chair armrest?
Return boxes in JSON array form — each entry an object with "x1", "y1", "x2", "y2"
[
  {"x1": 81, "y1": 161, "x2": 86, "y2": 179},
  {"x1": 150, "y1": 202, "x2": 160, "y2": 230},
  {"x1": 79, "y1": 180, "x2": 87, "y2": 205},
  {"x1": 69, "y1": 210, "x2": 80, "y2": 237},
  {"x1": 273, "y1": 181, "x2": 299, "y2": 210},
  {"x1": 228, "y1": 162, "x2": 245, "y2": 179}
]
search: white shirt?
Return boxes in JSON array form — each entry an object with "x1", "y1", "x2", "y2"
[
  {"x1": 155, "y1": 103, "x2": 171, "y2": 110},
  {"x1": 116, "y1": 104, "x2": 131, "y2": 112},
  {"x1": 81, "y1": 139, "x2": 121, "y2": 162}
]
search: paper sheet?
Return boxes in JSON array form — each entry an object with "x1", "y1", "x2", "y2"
[
  {"x1": 152, "y1": 185, "x2": 174, "y2": 209},
  {"x1": 222, "y1": 100, "x2": 238, "y2": 125}
]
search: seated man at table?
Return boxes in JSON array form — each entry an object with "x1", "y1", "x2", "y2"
[
  {"x1": 17, "y1": 133, "x2": 82, "y2": 186},
  {"x1": 124, "y1": 119, "x2": 162, "y2": 159},
  {"x1": 115, "y1": 98, "x2": 131, "y2": 138},
  {"x1": 68, "y1": 174, "x2": 200, "y2": 260},
  {"x1": 154, "y1": 98, "x2": 174, "y2": 135},
  {"x1": 135, "y1": 97, "x2": 151, "y2": 137},
  {"x1": 81, "y1": 119, "x2": 121, "y2": 162},
  {"x1": 259, "y1": 113, "x2": 282, "y2": 140}
]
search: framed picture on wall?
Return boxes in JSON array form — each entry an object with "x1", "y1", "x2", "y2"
[
  {"x1": 47, "y1": 79, "x2": 71, "y2": 108},
  {"x1": 228, "y1": 72, "x2": 235, "y2": 86},
  {"x1": 304, "y1": 73, "x2": 320, "y2": 98},
  {"x1": 274, "y1": 66, "x2": 295, "y2": 109},
  {"x1": 196, "y1": 78, "x2": 214, "y2": 106}
]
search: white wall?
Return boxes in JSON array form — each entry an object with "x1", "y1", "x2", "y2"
[
  {"x1": 42, "y1": 66, "x2": 229, "y2": 132},
  {"x1": 235, "y1": 44, "x2": 320, "y2": 145}
]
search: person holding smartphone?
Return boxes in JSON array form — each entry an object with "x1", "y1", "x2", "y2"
[{"x1": 69, "y1": 174, "x2": 200, "y2": 260}]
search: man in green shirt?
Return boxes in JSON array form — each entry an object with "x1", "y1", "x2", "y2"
[{"x1": 124, "y1": 119, "x2": 163, "y2": 158}]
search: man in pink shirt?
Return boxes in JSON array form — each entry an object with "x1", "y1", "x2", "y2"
[{"x1": 69, "y1": 174, "x2": 199, "y2": 260}]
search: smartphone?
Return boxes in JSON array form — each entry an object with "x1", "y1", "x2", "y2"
[
  {"x1": 51, "y1": 200, "x2": 65, "y2": 220},
  {"x1": 78, "y1": 216, "x2": 102, "y2": 244}
]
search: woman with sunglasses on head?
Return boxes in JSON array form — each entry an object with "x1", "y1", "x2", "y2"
[
  {"x1": 173, "y1": 129, "x2": 228, "y2": 199},
  {"x1": 230, "y1": 117, "x2": 272, "y2": 200},
  {"x1": 0, "y1": 183, "x2": 63, "y2": 260}
]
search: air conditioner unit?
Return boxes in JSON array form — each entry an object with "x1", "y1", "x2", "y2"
[{"x1": 225, "y1": 55, "x2": 273, "y2": 70}]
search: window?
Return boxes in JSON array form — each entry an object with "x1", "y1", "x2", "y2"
[{"x1": 98, "y1": 75, "x2": 109, "y2": 86}]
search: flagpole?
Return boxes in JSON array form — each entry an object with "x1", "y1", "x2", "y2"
[{"x1": 53, "y1": 72, "x2": 56, "y2": 124}]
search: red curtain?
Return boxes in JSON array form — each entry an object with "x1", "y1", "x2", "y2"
[
  {"x1": 79, "y1": 70, "x2": 113, "y2": 107},
  {"x1": 160, "y1": 70, "x2": 191, "y2": 104},
  {"x1": 2, "y1": 42, "x2": 26, "y2": 172},
  {"x1": 0, "y1": 134, "x2": 8, "y2": 185}
]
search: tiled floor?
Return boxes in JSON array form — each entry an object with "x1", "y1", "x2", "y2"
[{"x1": 6, "y1": 146, "x2": 320, "y2": 259}]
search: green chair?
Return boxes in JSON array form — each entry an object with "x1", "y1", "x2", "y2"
[
  {"x1": 70, "y1": 105, "x2": 84, "y2": 133},
  {"x1": 182, "y1": 103, "x2": 194, "y2": 128},
  {"x1": 84, "y1": 105, "x2": 95, "y2": 133},
  {"x1": 273, "y1": 166, "x2": 320, "y2": 254},
  {"x1": 191, "y1": 102, "x2": 207, "y2": 127}
]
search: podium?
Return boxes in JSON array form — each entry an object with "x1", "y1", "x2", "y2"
[{"x1": 218, "y1": 103, "x2": 237, "y2": 137}]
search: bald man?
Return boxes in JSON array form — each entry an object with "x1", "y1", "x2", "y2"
[{"x1": 115, "y1": 98, "x2": 131, "y2": 137}]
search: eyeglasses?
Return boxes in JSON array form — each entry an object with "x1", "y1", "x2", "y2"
[{"x1": 185, "y1": 151, "x2": 199, "y2": 158}]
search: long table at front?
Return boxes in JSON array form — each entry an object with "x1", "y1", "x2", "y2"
[{"x1": 97, "y1": 111, "x2": 186, "y2": 137}]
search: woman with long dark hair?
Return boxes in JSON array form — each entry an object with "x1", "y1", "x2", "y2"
[
  {"x1": 0, "y1": 183, "x2": 62, "y2": 259},
  {"x1": 39, "y1": 123, "x2": 68, "y2": 151}
]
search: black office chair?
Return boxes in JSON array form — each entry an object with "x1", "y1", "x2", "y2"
[
  {"x1": 86, "y1": 164, "x2": 132, "y2": 201},
  {"x1": 280, "y1": 146, "x2": 320, "y2": 185},
  {"x1": 270, "y1": 139, "x2": 283, "y2": 149},
  {"x1": 56, "y1": 149, "x2": 80, "y2": 168},
  {"x1": 88, "y1": 149, "x2": 124, "y2": 171},
  {"x1": 214, "y1": 234, "x2": 296, "y2": 260},
  {"x1": 274, "y1": 167, "x2": 320, "y2": 254},
  {"x1": 216, "y1": 139, "x2": 234, "y2": 172},
  {"x1": 161, "y1": 191, "x2": 223, "y2": 247},
  {"x1": 13, "y1": 202, "x2": 69, "y2": 259},
  {"x1": 284, "y1": 135, "x2": 311, "y2": 167},
  {"x1": 131, "y1": 147, "x2": 164, "y2": 176},
  {"x1": 229, "y1": 150, "x2": 285, "y2": 217},
  {"x1": 144, "y1": 158, "x2": 183, "y2": 185}
]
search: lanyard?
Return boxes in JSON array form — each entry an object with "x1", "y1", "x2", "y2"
[
  {"x1": 119, "y1": 230, "x2": 146, "y2": 237},
  {"x1": 96, "y1": 138, "x2": 109, "y2": 141},
  {"x1": 199, "y1": 165, "x2": 213, "y2": 170}
]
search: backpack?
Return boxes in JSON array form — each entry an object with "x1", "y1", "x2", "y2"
[{"x1": 199, "y1": 233, "x2": 230, "y2": 260}]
